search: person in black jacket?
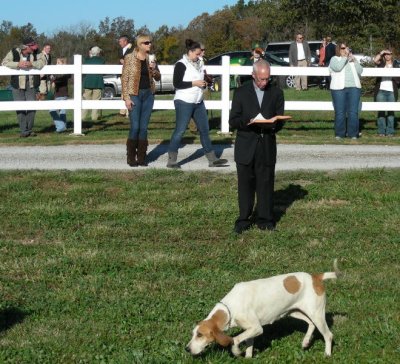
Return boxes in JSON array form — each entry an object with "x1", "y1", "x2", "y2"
[{"x1": 229, "y1": 60, "x2": 285, "y2": 234}]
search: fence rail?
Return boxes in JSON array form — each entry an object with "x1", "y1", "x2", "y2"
[{"x1": 1, "y1": 55, "x2": 400, "y2": 134}]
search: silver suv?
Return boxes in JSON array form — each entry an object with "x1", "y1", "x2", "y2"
[{"x1": 103, "y1": 73, "x2": 174, "y2": 98}]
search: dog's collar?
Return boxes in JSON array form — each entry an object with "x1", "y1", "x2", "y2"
[{"x1": 218, "y1": 301, "x2": 232, "y2": 328}]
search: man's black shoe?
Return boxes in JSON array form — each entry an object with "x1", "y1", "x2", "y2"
[
  {"x1": 257, "y1": 223, "x2": 276, "y2": 231},
  {"x1": 234, "y1": 224, "x2": 251, "y2": 234}
]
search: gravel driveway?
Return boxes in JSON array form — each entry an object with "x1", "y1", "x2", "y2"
[{"x1": 0, "y1": 143, "x2": 399, "y2": 172}]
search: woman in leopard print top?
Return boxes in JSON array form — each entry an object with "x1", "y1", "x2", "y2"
[{"x1": 121, "y1": 34, "x2": 161, "y2": 166}]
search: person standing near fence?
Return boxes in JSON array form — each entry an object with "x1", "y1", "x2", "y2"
[
  {"x1": 289, "y1": 33, "x2": 311, "y2": 91},
  {"x1": 49, "y1": 58, "x2": 71, "y2": 133},
  {"x1": 329, "y1": 42, "x2": 363, "y2": 140},
  {"x1": 166, "y1": 39, "x2": 228, "y2": 169},
  {"x1": 229, "y1": 60, "x2": 285, "y2": 234},
  {"x1": 121, "y1": 34, "x2": 161, "y2": 167},
  {"x1": 118, "y1": 35, "x2": 133, "y2": 117},
  {"x1": 82, "y1": 46, "x2": 105, "y2": 121},
  {"x1": 373, "y1": 49, "x2": 399, "y2": 137},
  {"x1": 39, "y1": 43, "x2": 52, "y2": 100},
  {"x1": 1, "y1": 37, "x2": 45, "y2": 137}
]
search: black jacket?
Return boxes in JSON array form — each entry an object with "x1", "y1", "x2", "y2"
[{"x1": 229, "y1": 81, "x2": 285, "y2": 165}]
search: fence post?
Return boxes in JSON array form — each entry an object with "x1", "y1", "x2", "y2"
[
  {"x1": 220, "y1": 56, "x2": 231, "y2": 133},
  {"x1": 72, "y1": 54, "x2": 83, "y2": 135}
]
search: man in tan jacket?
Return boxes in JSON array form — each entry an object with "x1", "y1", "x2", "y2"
[{"x1": 2, "y1": 37, "x2": 46, "y2": 137}]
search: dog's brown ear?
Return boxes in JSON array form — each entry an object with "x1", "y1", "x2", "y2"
[{"x1": 214, "y1": 329, "x2": 233, "y2": 347}]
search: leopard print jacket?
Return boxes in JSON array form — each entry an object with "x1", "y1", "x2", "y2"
[{"x1": 121, "y1": 49, "x2": 161, "y2": 101}]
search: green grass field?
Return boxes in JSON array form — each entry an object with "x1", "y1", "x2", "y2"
[
  {"x1": 0, "y1": 169, "x2": 399, "y2": 363},
  {"x1": 0, "y1": 88, "x2": 399, "y2": 146}
]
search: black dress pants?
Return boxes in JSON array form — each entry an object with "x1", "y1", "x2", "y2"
[{"x1": 235, "y1": 139, "x2": 275, "y2": 230}]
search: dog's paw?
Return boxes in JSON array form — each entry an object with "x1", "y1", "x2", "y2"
[
  {"x1": 231, "y1": 345, "x2": 242, "y2": 357},
  {"x1": 302, "y1": 339, "x2": 311, "y2": 349}
]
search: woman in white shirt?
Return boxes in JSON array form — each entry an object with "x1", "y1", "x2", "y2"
[
  {"x1": 329, "y1": 42, "x2": 363, "y2": 139},
  {"x1": 373, "y1": 49, "x2": 399, "y2": 137},
  {"x1": 166, "y1": 39, "x2": 227, "y2": 168}
]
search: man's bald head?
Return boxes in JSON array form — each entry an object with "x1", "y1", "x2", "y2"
[{"x1": 252, "y1": 59, "x2": 271, "y2": 90}]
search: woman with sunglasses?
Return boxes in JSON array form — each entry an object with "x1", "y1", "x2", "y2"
[
  {"x1": 373, "y1": 49, "x2": 400, "y2": 137},
  {"x1": 166, "y1": 39, "x2": 228, "y2": 168},
  {"x1": 121, "y1": 34, "x2": 161, "y2": 166},
  {"x1": 329, "y1": 42, "x2": 363, "y2": 139}
]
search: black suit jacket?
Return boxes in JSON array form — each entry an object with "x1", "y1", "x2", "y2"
[{"x1": 229, "y1": 81, "x2": 285, "y2": 165}]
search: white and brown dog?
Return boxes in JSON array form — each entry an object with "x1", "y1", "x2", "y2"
[{"x1": 186, "y1": 260, "x2": 340, "y2": 358}]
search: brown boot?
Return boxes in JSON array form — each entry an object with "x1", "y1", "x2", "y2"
[
  {"x1": 137, "y1": 139, "x2": 149, "y2": 166},
  {"x1": 126, "y1": 139, "x2": 138, "y2": 167}
]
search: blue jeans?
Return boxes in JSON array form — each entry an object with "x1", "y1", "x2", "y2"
[
  {"x1": 168, "y1": 100, "x2": 213, "y2": 153},
  {"x1": 331, "y1": 87, "x2": 361, "y2": 138},
  {"x1": 376, "y1": 90, "x2": 395, "y2": 135},
  {"x1": 128, "y1": 89, "x2": 154, "y2": 140},
  {"x1": 49, "y1": 96, "x2": 67, "y2": 132}
]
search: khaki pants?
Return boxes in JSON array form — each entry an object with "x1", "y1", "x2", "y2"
[
  {"x1": 39, "y1": 79, "x2": 51, "y2": 95},
  {"x1": 295, "y1": 59, "x2": 308, "y2": 90},
  {"x1": 82, "y1": 88, "x2": 102, "y2": 120}
]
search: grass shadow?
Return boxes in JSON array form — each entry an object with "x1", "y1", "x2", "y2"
[
  {"x1": 0, "y1": 307, "x2": 29, "y2": 333},
  {"x1": 274, "y1": 184, "x2": 308, "y2": 223},
  {"x1": 253, "y1": 311, "x2": 344, "y2": 355}
]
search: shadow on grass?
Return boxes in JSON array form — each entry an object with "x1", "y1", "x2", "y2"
[
  {"x1": 274, "y1": 184, "x2": 308, "y2": 223},
  {"x1": 253, "y1": 312, "x2": 341, "y2": 355},
  {"x1": 0, "y1": 307, "x2": 29, "y2": 333}
]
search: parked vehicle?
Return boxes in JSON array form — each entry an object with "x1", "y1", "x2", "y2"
[
  {"x1": 103, "y1": 73, "x2": 174, "y2": 98},
  {"x1": 207, "y1": 50, "x2": 290, "y2": 90},
  {"x1": 266, "y1": 41, "x2": 322, "y2": 64},
  {"x1": 206, "y1": 50, "x2": 326, "y2": 90}
]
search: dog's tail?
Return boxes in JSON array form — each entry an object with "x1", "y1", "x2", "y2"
[{"x1": 322, "y1": 259, "x2": 341, "y2": 281}]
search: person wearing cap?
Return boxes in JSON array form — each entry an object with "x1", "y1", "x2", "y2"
[
  {"x1": 373, "y1": 48, "x2": 400, "y2": 137},
  {"x1": 82, "y1": 46, "x2": 105, "y2": 121},
  {"x1": 2, "y1": 37, "x2": 46, "y2": 137}
]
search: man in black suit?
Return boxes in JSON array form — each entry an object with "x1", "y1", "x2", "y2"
[{"x1": 229, "y1": 60, "x2": 285, "y2": 234}]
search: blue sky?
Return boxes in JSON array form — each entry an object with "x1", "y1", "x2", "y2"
[{"x1": 2, "y1": 0, "x2": 239, "y2": 36}]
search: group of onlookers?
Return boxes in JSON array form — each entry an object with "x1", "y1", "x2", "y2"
[
  {"x1": 1, "y1": 35, "x2": 398, "y2": 142},
  {"x1": 289, "y1": 33, "x2": 398, "y2": 139}
]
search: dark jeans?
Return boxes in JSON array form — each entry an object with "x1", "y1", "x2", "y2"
[
  {"x1": 128, "y1": 88, "x2": 154, "y2": 140},
  {"x1": 331, "y1": 87, "x2": 361, "y2": 138},
  {"x1": 376, "y1": 90, "x2": 395, "y2": 135},
  {"x1": 12, "y1": 87, "x2": 37, "y2": 136},
  {"x1": 168, "y1": 100, "x2": 213, "y2": 153}
]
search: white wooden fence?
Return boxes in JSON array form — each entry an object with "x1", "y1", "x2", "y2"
[{"x1": 1, "y1": 55, "x2": 400, "y2": 134}]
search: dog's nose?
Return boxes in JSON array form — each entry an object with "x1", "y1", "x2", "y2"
[{"x1": 185, "y1": 346, "x2": 190, "y2": 353}]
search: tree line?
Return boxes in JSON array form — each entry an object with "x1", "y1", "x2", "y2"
[{"x1": 1, "y1": 0, "x2": 399, "y2": 71}]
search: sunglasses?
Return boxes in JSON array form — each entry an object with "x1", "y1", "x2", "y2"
[
  {"x1": 141, "y1": 41, "x2": 152, "y2": 45},
  {"x1": 340, "y1": 47, "x2": 347, "y2": 49}
]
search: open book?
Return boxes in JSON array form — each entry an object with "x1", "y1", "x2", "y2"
[{"x1": 248, "y1": 114, "x2": 292, "y2": 125}]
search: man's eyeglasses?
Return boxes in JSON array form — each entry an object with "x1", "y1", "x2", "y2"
[{"x1": 141, "y1": 41, "x2": 152, "y2": 45}]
